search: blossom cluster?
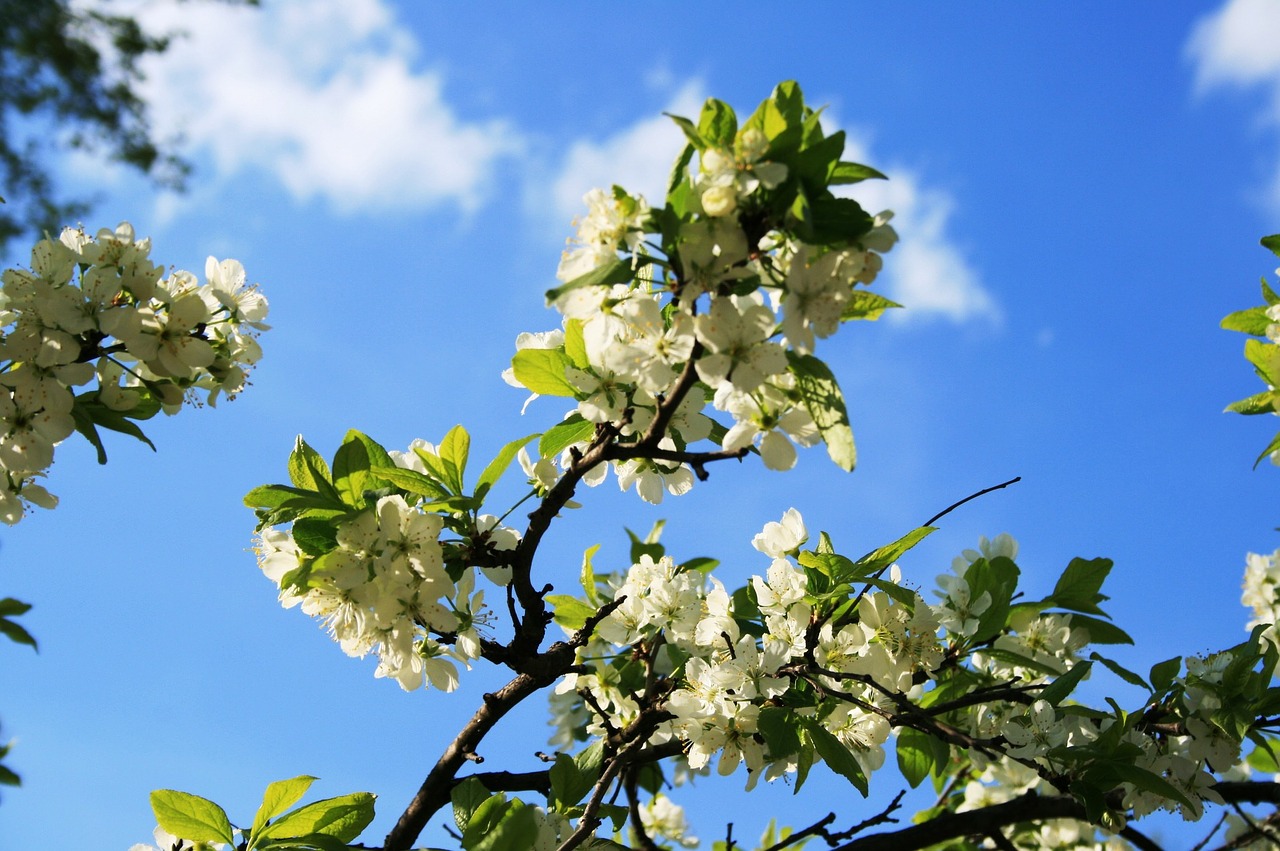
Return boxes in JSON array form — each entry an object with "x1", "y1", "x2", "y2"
[
  {"x1": 542, "y1": 513, "x2": 1263, "y2": 844},
  {"x1": 556, "y1": 509, "x2": 945, "y2": 792},
  {"x1": 506, "y1": 108, "x2": 897, "y2": 500},
  {"x1": 255, "y1": 437, "x2": 518, "y2": 693},
  {"x1": 1243, "y1": 547, "x2": 1280, "y2": 649},
  {"x1": 0, "y1": 223, "x2": 267, "y2": 522}
]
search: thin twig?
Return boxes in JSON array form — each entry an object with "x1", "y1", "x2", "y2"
[{"x1": 924, "y1": 476, "x2": 1021, "y2": 527}]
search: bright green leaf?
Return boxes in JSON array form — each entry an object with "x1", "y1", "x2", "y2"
[
  {"x1": 580, "y1": 544, "x2": 602, "y2": 606},
  {"x1": 1222, "y1": 306, "x2": 1273, "y2": 336},
  {"x1": 841, "y1": 290, "x2": 902, "y2": 322},
  {"x1": 476, "y1": 432, "x2": 540, "y2": 495},
  {"x1": 896, "y1": 727, "x2": 948, "y2": 788},
  {"x1": 1149, "y1": 656, "x2": 1182, "y2": 693},
  {"x1": 439, "y1": 424, "x2": 471, "y2": 495},
  {"x1": 511, "y1": 348, "x2": 579, "y2": 399},
  {"x1": 539, "y1": 415, "x2": 595, "y2": 459},
  {"x1": 563, "y1": 318, "x2": 589, "y2": 369},
  {"x1": 802, "y1": 718, "x2": 868, "y2": 796},
  {"x1": 546, "y1": 595, "x2": 594, "y2": 632},
  {"x1": 375, "y1": 466, "x2": 450, "y2": 500},
  {"x1": 697, "y1": 98, "x2": 737, "y2": 148},
  {"x1": 787, "y1": 351, "x2": 856, "y2": 471},
  {"x1": 251, "y1": 776, "x2": 317, "y2": 837},
  {"x1": 451, "y1": 777, "x2": 491, "y2": 833},
  {"x1": 1038, "y1": 660, "x2": 1093, "y2": 706},
  {"x1": 829, "y1": 161, "x2": 888, "y2": 185},
  {"x1": 260, "y1": 792, "x2": 375, "y2": 843},
  {"x1": 543, "y1": 257, "x2": 634, "y2": 305},
  {"x1": 1226, "y1": 390, "x2": 1278, "y2": 415},
  {"x1": 150, "y1": 790, "x2": 236, "y2": 845},
  {"x1": 1050, "y1": 557, "x2": 1113, "y2": 616}
]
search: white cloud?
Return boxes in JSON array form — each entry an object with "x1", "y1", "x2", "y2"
[
  {"x1": 1187, "y1": 0, "x2": 1280, "y2": 206},
  {"x1": 540, "y1": 83, "x2": 996, "y2": 324},
  {"x1": 835, "y1": 134, "x2": 997, "y2": 325},
  {"x1": 546, "y1": 82, "x2": 705, "y2": 226},
  {"x1": 133, "y1": 0, "x2": 518, "y2": 214}
]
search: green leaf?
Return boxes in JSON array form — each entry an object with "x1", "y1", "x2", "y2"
[
  {"x1": 69, "y1": 401, "x2": 108, "y2": 464},
  {"x1": 461, "y1": 793, "x2": 518, "y2": 850},
  {"x1": 0, "y1": 597, "x2": 35, "y2": 649},
  {"x1": 1050, "y1": 557, "x2": 1113, "y2": 616},
  {"x1": 792, "y1": 130, "x2": 845, "y2": 188},
  {"x1": 1245, "y1": 338, "x2": 1280, "y2": 386},
  {"x1": 802, "y1": 718, "x2": 868, "y2": 795},
  {"x1": 289, "y1": 436, "x2": 333, "y2": 493},
  {"x1": 439, "y1": 424, "x2": 471, "y2": 495},
  {"x1": 474, "y1": 432, "x2": 540, "y2": 499},
  {"x1": 1254, "y1": 430, "x2": 1280, "y2": 469},
  {"x1": 546, "y1": 595, "x2": 594, "y2": 632},
  {"x1": 847, "y1": 526, "x2": 935, "y2": 581},
  {"x1": 0, "y1": 763, "x2": 19, "y2": 786},
  {"x1": 471, "y1": 801, "x2": 539, "y2": 851},
  {"x1": 667, "y1": 143, "x2": 696, "y2": 200},
  {"x1": 511, "y1": 348, "x2": 579, "y2": 399},
  {"x1": 758, "y1": 706, "x2": 803, "y2": 760},
  {"x1": 787, "y1": 351, "x2": 856, "y2": 471},
  {"x1": 374, "y1": 466, "x2": 451, "y2": 500},
  {"x1": 665, "y1": 111, "x2": 705, "y2": 152},
  {"x1": 788, "y1": 181, "x2": 814, "y2": 240},
  {"x1": 896, "y1": 727, "x2": 949, "y2": 788},
  {"x1": 1038, "y1": 660, "x2": 1093, "y2": 706},
  {"x1": 1099, "y1": 762, "x2": 1195, "y2": 811},
  {"x1": 829, "y1": 161, "x2": 888, "y2": 185},
  {"x1": 1057, "y1": 613, "x2": 1132, "y2": 645},
  {"x1": 332, "y1": 437, "x2": 375, "y2": 509},
  {"x1": 0, "y1": 616, "x2": 36, "y2": 649},
  {"x1": 543, "y1": 256, "x2": 634, "y2": 304},
  {"x1": 627, "y1": 521, "x2": 665, "y2": 563},
  {"x1": 260, "y1": 792, "x2": 375, "y2": 843},
  {"x1": 1221, "y1": 306, "x2": 1273, "y2": 336},
  {"x1": 1149, "y1": 656, "x2": 1182, "y2": 693},
  {"x1": 549, "y1": 751, "x2": 599, "y2": 811},
  {"x1": 1226, "y1": 390, "x2": 1278, "y2": 415},
  {"x1": 964, "y1": 556, "x2": 1020, "y2": 644},
  {"x1": 72, "y1": 396, "x2": 156, "y2": 455},
  {"x1": 771, "y1": 80, "x2": 806, "y2": 127},
  {"x1": 580, "y1": 544, "x2": 602, "y2": 605},
  {"x1": 1247, "y1": 738, "x2": 1280, "y2": 773},
  {"x1": 539, "y1": 414, "x2": 595, "y2": 459},
  {"x1": 1262, "y1": 233, "x2": 1280, "y2": 258},
  {"x1": 697, "y1": 98, "x2": 737, "y2": 148},
  {"x1": 251, "y1": 776, "x2": 317, "y2": 837},
  {"x1": 150, "y1": 790, "x2": 236, "y2": 845},
  {"x1": 810, "y1": 196, "x2": 874, "y2": 246},
  {"x1": 563, "y1": 318, "x2": 589, "y2": 369},
  {"x1": 1264, "y1": 276, "x2": 1280, "y2": 306},
  {"x1": 451, "y1": 777, "x2": 491, "y2": 833},
  {"x1": 1089, "y1": 652, "x2": 1149, "y2": 690},
  {"x1": 841, "y1": 290, "x2": 902, "y2": 322}
]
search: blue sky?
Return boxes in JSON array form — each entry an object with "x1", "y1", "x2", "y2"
[{"x1": 4, "y1": 1, "x2": 1280, "y2": 847}]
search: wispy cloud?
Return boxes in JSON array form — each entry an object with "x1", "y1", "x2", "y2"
[
  {"x1": 545, "y1": 81, "x2": 705, "y2": 228},
  {"x1": 838, "y1": 137, "x2": 998, "y2": 325},
  {"x1": 1187, "y1": 0, "x2": 1280, "y2": 206},
  {"x1": 133, "y1": 0, "x2": 519, "y2": 214},
  {"x1": 539, "y1": 80, "x2": 996, "y2": 325}
]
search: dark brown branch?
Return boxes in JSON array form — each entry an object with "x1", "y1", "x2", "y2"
[
  {"x1": 924, "y1": 476, "x2": 1021, "y2": 527},
  {"x1": 830, "y1": 791, "x2": 1102, "y2": 851},
  {"x1": 605, "y1": 443, "x2": 749, "y2": 481},
  {"x1": 384, "y1": 600, "x2": 625, "y2": 850},
  {"x1": 826, "y1": 783, "x2": 1280, "y2": 851},
  {"x1": 760, "y1": 812, "x2": 835, "y2": 851}
]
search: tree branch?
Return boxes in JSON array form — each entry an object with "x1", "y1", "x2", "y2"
[{"x1": 924, "y1": 476, "x2": 1021, "y2": 527}]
